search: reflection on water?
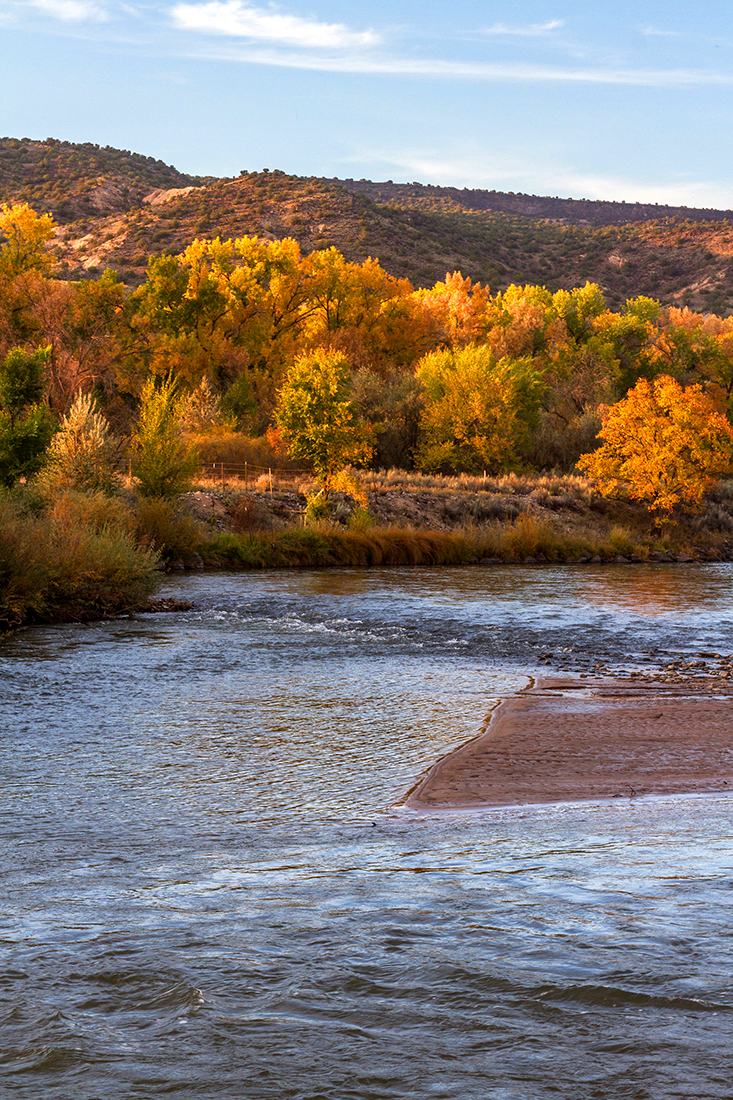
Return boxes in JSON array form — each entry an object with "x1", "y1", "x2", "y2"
[{"x1": 2, "y1": 565, "x2": 733, "y2": 1097}]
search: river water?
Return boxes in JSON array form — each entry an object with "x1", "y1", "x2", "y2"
[{"x1": 2, "y1": 565, "x2": 733, "y2": 1098}]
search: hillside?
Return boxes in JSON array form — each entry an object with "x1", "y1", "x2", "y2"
[
  {"x1": 2, "y1": 136, "x2": 733, "y2": 314},
  {"x1": 0, "y1": 136, "x2": 205, "y2": 222}
]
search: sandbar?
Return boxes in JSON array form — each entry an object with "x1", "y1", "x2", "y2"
[{"x1": 406, "y1": 677, "x2": 733, "y2": 810}]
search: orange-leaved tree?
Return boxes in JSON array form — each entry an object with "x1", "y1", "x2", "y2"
[{"x1": 578, "y1": 374, "x2": 733, "y2": 513}]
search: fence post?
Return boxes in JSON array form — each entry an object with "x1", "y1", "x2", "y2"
[
  {"x1": 245, "y1": 462, "x2": 248, "y2": 492},
  {"x1": 269, "y1": 468, "x2": 273, "y2": 498},
  {"x1": 220, "y1": 461, "x2": 224, "y2": 487}
]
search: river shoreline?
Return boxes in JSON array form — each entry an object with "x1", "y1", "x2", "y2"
[{"x1": 406, "y1": 675, "x2": 733, "y2": 810}]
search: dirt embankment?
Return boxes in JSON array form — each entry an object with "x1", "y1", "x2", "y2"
[{"x1": 178, "y1": 475, "x2": 733, "y2": 565}]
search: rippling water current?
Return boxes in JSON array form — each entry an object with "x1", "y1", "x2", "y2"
[{"x1": 3, "y1": 565, "x2": 733, "y2": 1098}]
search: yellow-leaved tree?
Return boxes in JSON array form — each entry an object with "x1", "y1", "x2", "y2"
[
  {"x1": 274, "y1": 350, "x2": 373, "y2": 496},
  {"x1": 415, "y1": 345, "x2": 542, "y2": 474},
  {"x1": 578, "y1": 374, "x2": 733, "y2": 513}
]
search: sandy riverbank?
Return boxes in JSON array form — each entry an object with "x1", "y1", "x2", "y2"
[{"x1": 406, "y1": 677, "x2": 733, "y2": 810}]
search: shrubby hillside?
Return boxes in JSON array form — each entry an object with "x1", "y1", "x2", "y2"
[{"x1": 1, "y1": 137, "x2": 733, "y2": 313}]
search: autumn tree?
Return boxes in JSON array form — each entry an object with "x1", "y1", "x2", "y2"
[
  {"x1": 0, "y1": 203, "x2": 57, "y2": 348},
  {"x1": 578, "y1": 374, "x2": 733, "y2": 513},
  {"x1": 415, "y1": 345, "x2": 542, "y2": 474},
  {"x1": 414, "y1": 271, "x2": 491, "y2": 350},
  {"x1": 274, "y1": 350, "x2": 373, "y2": 493},
  {"x1": 0, "y1": 203, "x2": 55, "y2": 280}
]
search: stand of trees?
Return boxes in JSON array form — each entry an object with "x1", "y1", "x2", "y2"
[{"x1": 3, "y1": 200, "x2": 733, "y2": 509}]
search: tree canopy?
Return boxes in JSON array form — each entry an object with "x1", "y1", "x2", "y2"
[{"x1": 578, "y1": 375, "x2": 733, "y2": 513}]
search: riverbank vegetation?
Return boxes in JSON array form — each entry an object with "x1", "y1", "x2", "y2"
[
  {"x1": 0, "y1": 489, "x2": 159, "y2": 630},
  {"x1": 4, "y1": 197, "x2": 733, "y2": 628}
]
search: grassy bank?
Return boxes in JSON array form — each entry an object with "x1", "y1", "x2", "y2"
[
  {"x1": 4, "y1": 471, "x2": 732, "y2": 631},
  {"x1": 202, "y1": 512, "x2": 724, "y2": 572}
]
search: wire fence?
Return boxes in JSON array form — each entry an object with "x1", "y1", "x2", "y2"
[{"x1": 194, "y1": 460, "x2": 308, "y2": 493}]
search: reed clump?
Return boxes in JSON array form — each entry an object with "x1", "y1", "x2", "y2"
[{"x1": 202, "y1": 510, "x2": 688, "y2": 572}]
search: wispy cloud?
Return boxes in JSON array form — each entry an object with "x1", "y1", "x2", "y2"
[
  {"x1": 641, "y1": 25, "x2": 682, "y2": 38},
  {"x1": 30, "y1": 0, "x2": 108, "y2": 21},
  {"x1": 483, "y1": 19, "x2": 564, "y2": 38},
  {"x1": 367, "y1": 149, "x2": 733, "y2": 209},
  {"x1": 171, "y1": 1, "x2": 379, "y2": 49},
  {"x1": 173, "y1": 43, "x2": 733, "y2": 88}
]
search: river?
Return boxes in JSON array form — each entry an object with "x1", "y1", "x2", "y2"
[{"x1": 2, "y1": 565, "x2": 733, "y2": 1098}]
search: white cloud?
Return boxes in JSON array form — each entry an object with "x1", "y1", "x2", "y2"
[
  {"x1": 641, "y1": 25, "x2": 682, "y2": 38},
  {"x1": 483, "y1": 19, "x2": 564, "y2": 37},
  {"x1": 171, "y1": 1, "x2": 379, "y2": 49},
  {"x1": 30, "y1": 0, "x2": 108, "y2": 20},
  {"x1": 175, "y1": 43, "x2": 733, "y2": 88}
]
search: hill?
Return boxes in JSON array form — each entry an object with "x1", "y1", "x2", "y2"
[{"x1": 2, "y1": 136, "x2": 733, "y2": 314}]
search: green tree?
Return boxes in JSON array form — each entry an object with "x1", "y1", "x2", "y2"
[
  {"x1": 0, "y1": 347, "x2": 55, "y2": 487},
  {"x1": 274, "y1": 351, "x2": 373, "y2": 493},
  {"x1": 131, "y1": 376, "x2": 199, "y2": 499}
]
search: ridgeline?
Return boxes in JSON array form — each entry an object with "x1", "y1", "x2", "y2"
[{"x1": 2, "y1": 136, "x2": 733, "y2": 314}]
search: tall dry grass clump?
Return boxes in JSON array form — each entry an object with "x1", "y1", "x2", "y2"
[
  {"x1": 0, "y1": 490, "x2": 49, "y2": 627},
  {"x1": 133, "y1": 497, "x2": 205, "y2": 562},
  {"x1": 0, "y1": 489, "x2": 160, "y2": 629}
]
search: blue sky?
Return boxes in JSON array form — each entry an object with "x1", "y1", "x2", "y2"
[{"x1": 2, "y1": 0, "x2": 733, "y2": 205}]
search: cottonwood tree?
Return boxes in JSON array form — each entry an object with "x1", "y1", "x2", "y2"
[
  {"x1": 414, "y1": 344, "x2": 542, "y2": 474},
  {"x1": 274, "y1": 350, "x2": 372, "y2": 494},
  {"x1": 578, "y1": 374, "x2": 733, "y2": 513}
]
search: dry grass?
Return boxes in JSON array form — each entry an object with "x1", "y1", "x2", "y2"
[
  {"x1": 358, "y1": 467, "x2": 595, "y2": 498},
  {"x1": 133, "y1": 498, "x2": 206, "y2": 562},
  {"x1": 0, "y1": 489, "x2": 160, "y2": 629},
  {"x1": 202, "y1": 512, "x2": 680, "y2": 571}
]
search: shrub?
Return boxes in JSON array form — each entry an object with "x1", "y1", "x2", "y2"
[
  {"x1": 134, "y1": 497, "x2": 205, "y2": 562},
  {"x1": 40, "y1": 391, "x2": 119, "y2": 495},
  {"x1": 0, "y1": 488, "x2": 159, "y2": 628},
  {"x1": 227, "y1": 495, "x2": 269, "y2": 532}
]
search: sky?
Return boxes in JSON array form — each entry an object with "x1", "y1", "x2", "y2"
[{"x1": 2, "y1": 0, "x2": 733, "y2": 206}]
